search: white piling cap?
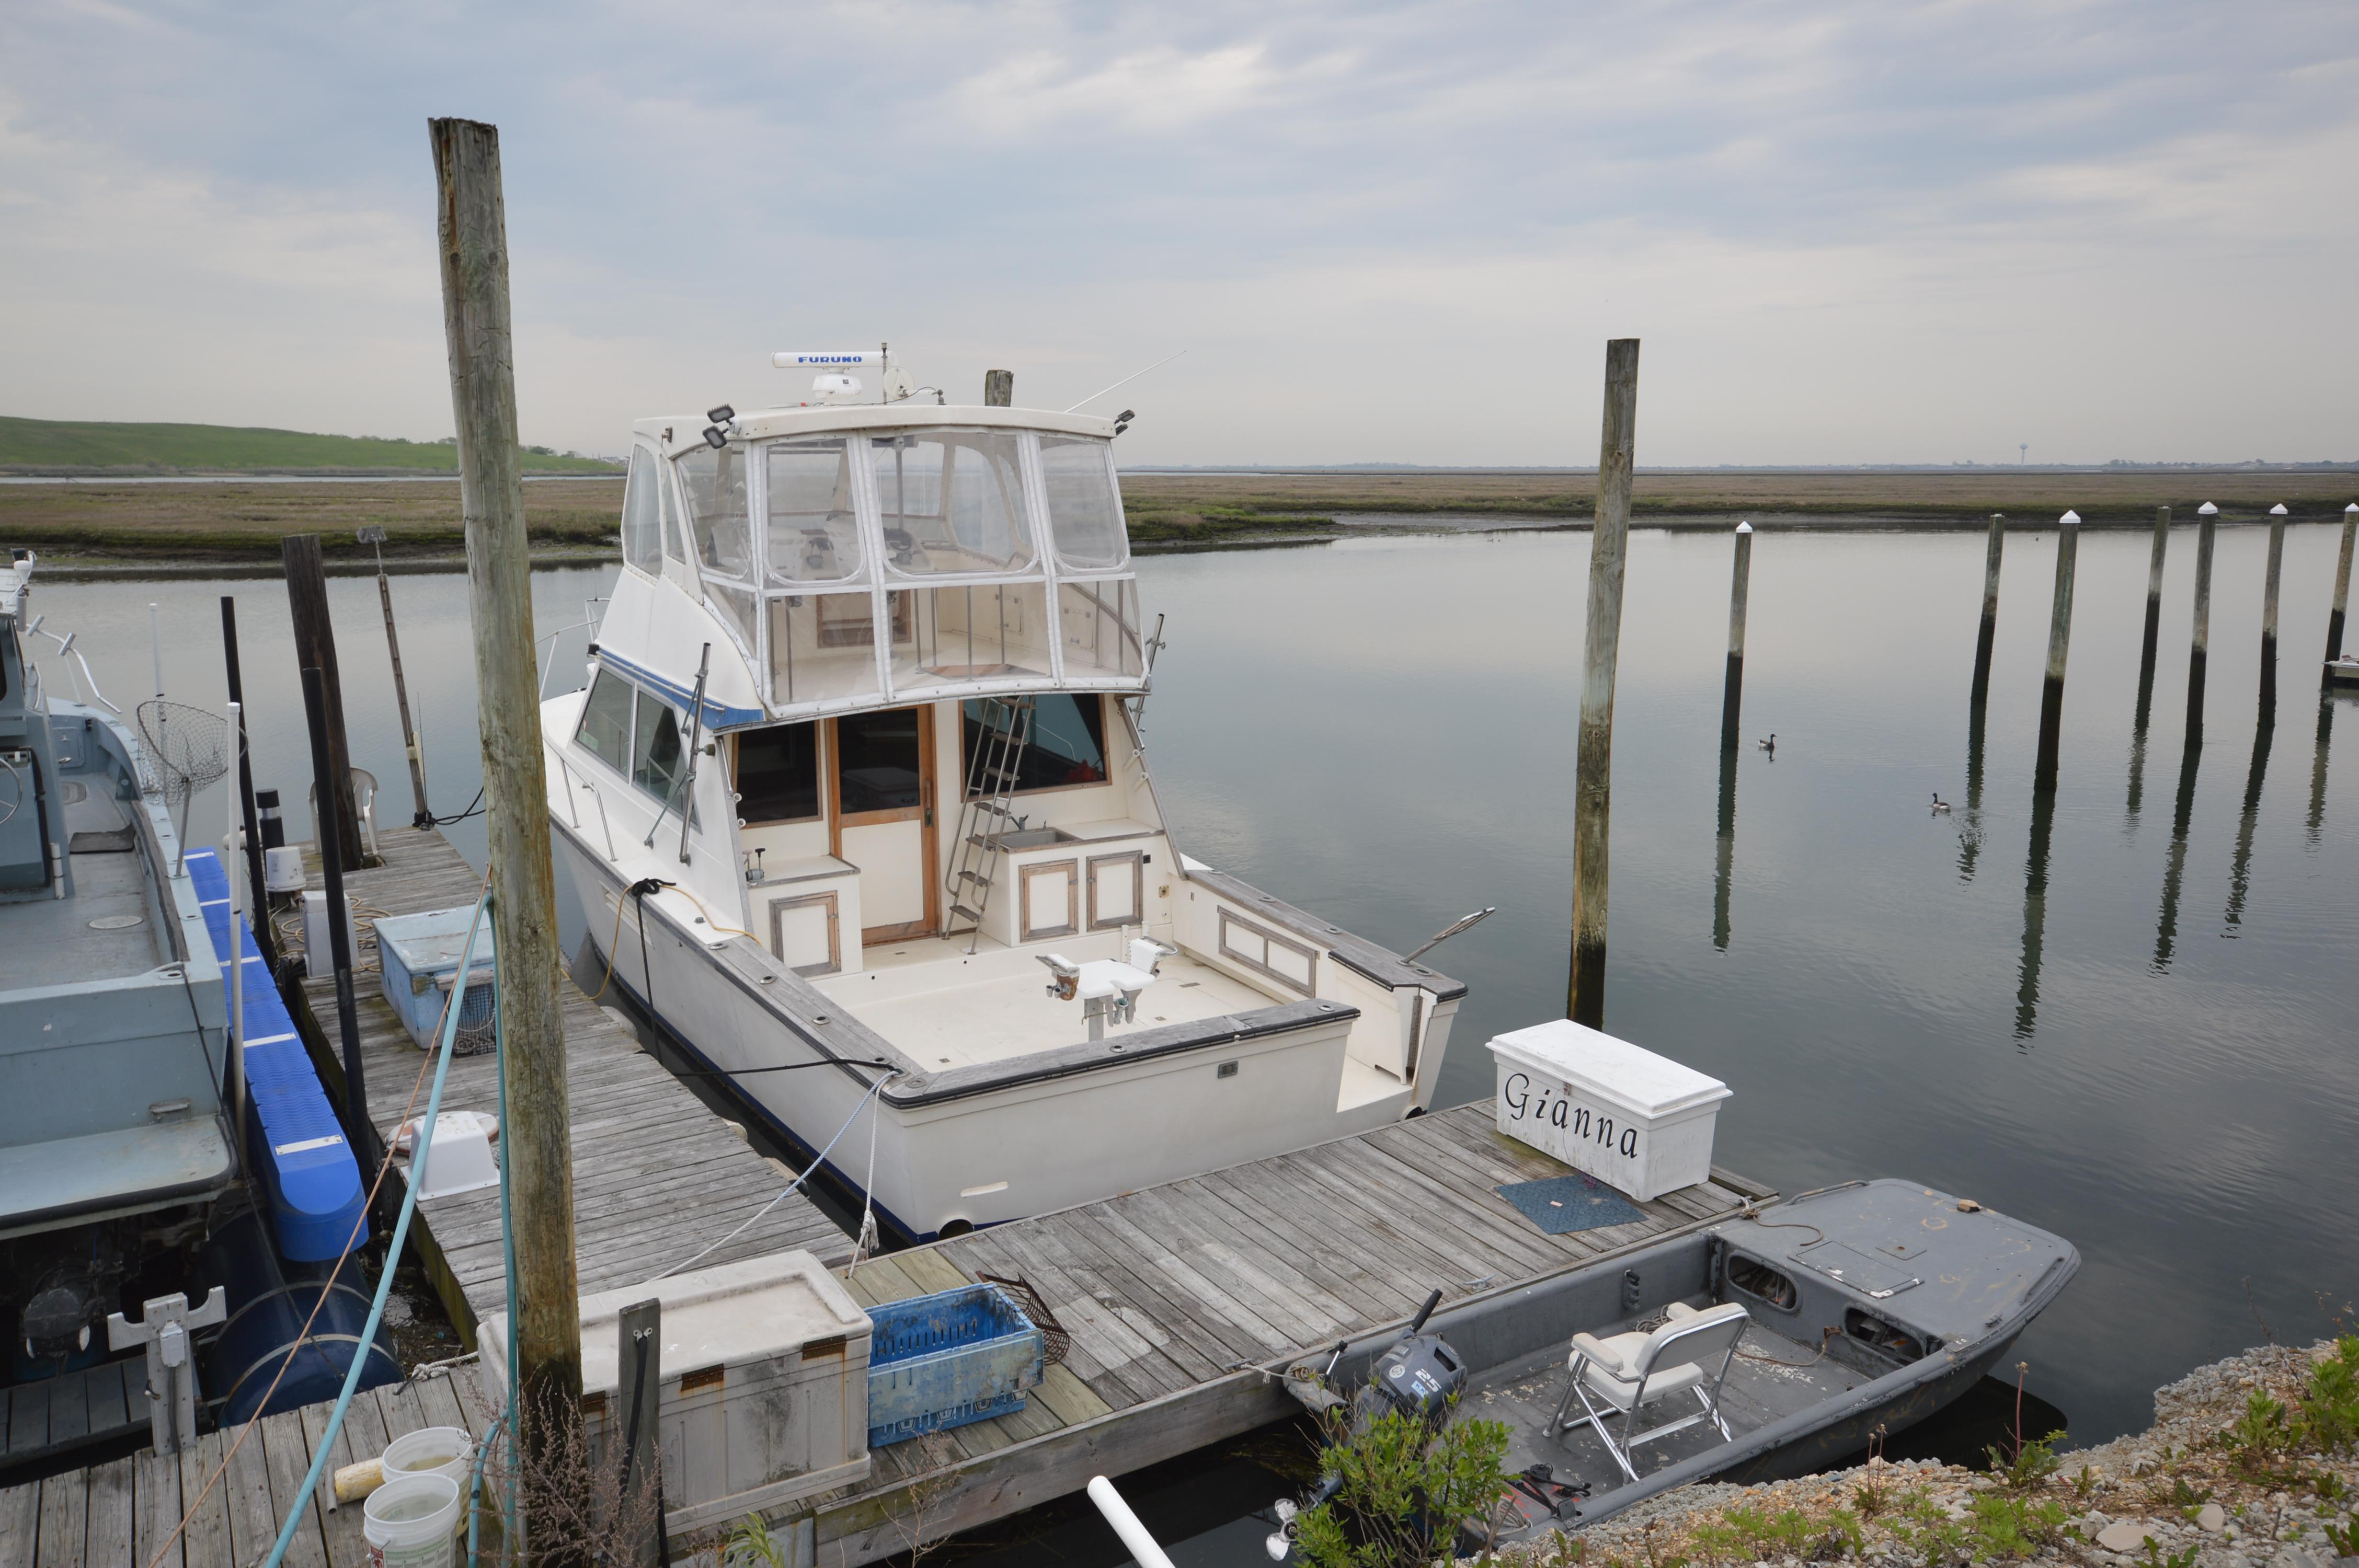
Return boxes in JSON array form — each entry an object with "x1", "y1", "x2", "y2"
[
  {"x1": 2347, "y1": 503, "x2": 2357, "y2": 513},
  {"x1": 2269, "y1": 503, "x2": 2287, "y2": 515},
  {"x1": 2059, "y1": 510, "x2": 2080, "y2": 525},
  {"x1": 2197, "y1": 502, "x2": 2219, "y2": 515},
  {"x1": 1736, "y1": 521, "x2": 1754, "y2": 534}
]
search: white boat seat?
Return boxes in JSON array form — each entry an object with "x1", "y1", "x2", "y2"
[
  {"x1": 1550, "y1": 1300, "x2": 1747, "y2": 1481},
  {"x1": 307, "y1": 767, "x2": 381, "y2": 860}
]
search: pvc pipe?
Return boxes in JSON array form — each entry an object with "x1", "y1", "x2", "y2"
[
  {"x1": 257, "y1": 892, "x2": 493, "y2": 1568},
  {"x1": 1088, "y1": 1477, "x2": 1177, "y2": 1568}
]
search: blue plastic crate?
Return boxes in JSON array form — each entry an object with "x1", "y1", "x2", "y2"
[{"x1": 865, "y1": 1283, "x2": 1045, "y2": 1448}]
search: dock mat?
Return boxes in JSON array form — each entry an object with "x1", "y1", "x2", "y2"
[{"x1": 1496, "y1": 1173, "x2": 1645, "y2": 1234}]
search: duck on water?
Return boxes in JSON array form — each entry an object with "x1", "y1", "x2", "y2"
[{"x1": 543, "y1": 355, "x2": 1472, "y2": 1242}]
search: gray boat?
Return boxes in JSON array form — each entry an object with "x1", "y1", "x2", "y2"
[{"x1": 1270, "y1": 1178, "x2": 2077, "y2": 1553}]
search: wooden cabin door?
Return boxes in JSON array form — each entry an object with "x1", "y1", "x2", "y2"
[{"x1": 830, "y1": 707, "x2": 938, "y2": 943}]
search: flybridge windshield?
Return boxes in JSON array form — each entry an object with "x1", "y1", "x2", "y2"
[{"x1": 631, "y1": 424, "x2": 1141, "y2": 715}]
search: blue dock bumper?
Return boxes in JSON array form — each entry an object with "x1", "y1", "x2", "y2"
[{"x1": 186, "y1": 849, "x2": 370, "y2": 1261}]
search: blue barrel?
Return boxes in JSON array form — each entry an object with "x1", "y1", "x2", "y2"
[{"x1": 201, "y1": 1202, "x2": 400, "y2": 1425}]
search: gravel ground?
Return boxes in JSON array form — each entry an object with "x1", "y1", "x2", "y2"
[{"x1": 1493, "y1": 1340, "x2": 2359, "y2": 1568}]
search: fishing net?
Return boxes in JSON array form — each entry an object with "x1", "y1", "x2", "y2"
[{"x1": 136, "y1": 700, "x2": 230, "y2": 876}]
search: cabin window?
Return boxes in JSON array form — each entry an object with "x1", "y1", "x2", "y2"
[
  {"x1": 872, "y1": 431, "x2": 1036, "y2": 577},
  {"x1": 621, "y1": 447, "x2": 663, "y2": 572},
  {"x1": 660, "y1": 459, "x2": 688, "y2": 563},
  {"x1": 576, "y1": 671, "x2": 636, "y2": 773},
  {"x1": 1726, "y1": 1254, "x2": 1799, "y2": 1312},
  {"x1": 1040, "y1": 436, "x2": 1126, "y2": 569},
  {"x1": 677, "y1": 445, "x2": 755, "y2": 578},
  {"x1": 834, "y1": 708, "x2": 924, "y2": 815},
  {"x1": 735, "y1": 723, "x2": 821, "y2": 824},
  {"x1": 769, "y1": 592, "x2": 885, "y2": 707},
  {"x1": 887, "y1": 583, "x2": 1053, "y2": 691},
  {"x1": 1057, "y1": 577, "x2": 1144, "y2": 680},
  {"x1": 765, "y1": 440, "x2": 863, "y2": 586},
  {"x1": 963, "y1": 695, "x2": 1107, "y2": 792},
  {"x1": 630, "y1": 690, "x2": 688, "y2": 806}
]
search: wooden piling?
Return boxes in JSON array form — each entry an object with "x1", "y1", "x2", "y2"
[
  {"x1": 429, "y1": 115, "x2": 583, "y2": 1501},
  {"x1": 299, "y1": 664, "x2": 376, "y2": 1174},
  {"x1": 369, "y1": 537, "x2": 434, "y2": 828},
  {"x1": 280, "y1": 534, "x2": 364, "y2": 871},
  {"x1": 2260, "y1": 504, "x2": 2286, "y2": 727},
  {"x1": 218, "y1": 597, "x2": 279, "y2": 972},
  {"x1": 1568, "y1": 338, "x2": 1638, "y2": 1029},
  {"x1": 983, "y1": 369, "x2": 1013, "y2": 407},
  {"x1": 1719, "y1": 522, "x2": 1752, "y2": 755},
  {"x1": 1969, "y1": 513, "x2": 2004, "y2": 709},
  {"x1": 2186, "y1": 502, "x2": 2218, "y2": 748},
  {"x1": 2136, "y1": 506, "x2": 2168, "y2": 727},
  {"x1": 2330, "y1": 503, "x2": 2357, "y2": 665},
  {"x1": 2033, "y1": 511, "x2": 2080, "y2": 792}
]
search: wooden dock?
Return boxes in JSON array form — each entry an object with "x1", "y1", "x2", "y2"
[
  {"x1": 293, "y1": 826, "x2": 851, "y2": 1340},
  {"x1": 1, "y1": 1369, "x2": 491, "y2": 1568},
  {"x1": 3, "y1": 1102, "x2": 1769, "y2": 1567},
  {"x1": 8, "y1": 828, "x2": 1778, "y2": 1567},
  {"x1": 795, "y1": 1111, "x2": 1773, "y2": 1565}
]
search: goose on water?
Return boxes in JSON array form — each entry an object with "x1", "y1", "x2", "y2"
[
  {"x1": 1931, "y1": 793, "x2": 1952, "y2": 813},
  {"x1": 1757, "y1": 733, "x2": 1776, "y2": 752}
]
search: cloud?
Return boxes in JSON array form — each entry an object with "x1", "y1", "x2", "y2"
[{"x1": 1, "y1": 1, "x2": 2354, "y2": 461}]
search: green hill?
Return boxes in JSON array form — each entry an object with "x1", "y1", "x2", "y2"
[{"x1": 0, "y1": 415, "x2": 620, "y2": 474}]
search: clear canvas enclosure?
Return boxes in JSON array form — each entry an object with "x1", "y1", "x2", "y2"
[
  {"x1": 888, "y1": 583, "x2": 1054, "y2": 696},
  {"x1": 667, "y1": 423, "x2": 1147, "y2": 719}
]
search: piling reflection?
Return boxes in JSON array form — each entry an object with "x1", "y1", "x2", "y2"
[
  {"x1": 1713, "y1": 744, "x2": 1737, "y2": 950},
  {"x1": 2126, "y1": 648, "x2": 2156, "y2": 828},
  {"x1": 1958, "y1": 700, "x2": 1989, "y2": 881},
  {"x1": 2223, "y1": 721, "x2": 2274, "y2": 936},
  {"x1": 2152, "y1": 742, "x2": 2203, "y2": 972},
  {"x1": 2013, "y1": 783, "x2": 2056, "y2": 1044},
  {"x1": 2307, "y1": 698, "x2": 2335, "y2": 850}
]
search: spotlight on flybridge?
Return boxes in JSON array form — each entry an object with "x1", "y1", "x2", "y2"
[
  {"x1": 706, "y1": 404, "x2": 735, "y2": 424},
  {"x1": 1114, "y1": 408, "x2": 1136, "y2": 436}
]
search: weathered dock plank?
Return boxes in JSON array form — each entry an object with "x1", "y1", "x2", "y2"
[
  {"x1": 797, "y1": 1103, "x2": 1768, "y2": 1565},
  {"x1": 288, "y1": 826, "x2": 851, "y2": 1339}
]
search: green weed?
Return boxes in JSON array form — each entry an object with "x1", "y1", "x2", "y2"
[
  {"x1": 1983, "y1": 1429, "x2": 2067, "y2": 1492},
  {"x1": 1962, "y1": 1494, "x2": 2072, "y2": 1560}
]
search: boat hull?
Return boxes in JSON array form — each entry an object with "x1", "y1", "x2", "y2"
[{"x1": 554, "y1": 818, "x2": 1406, "y2": 1241}]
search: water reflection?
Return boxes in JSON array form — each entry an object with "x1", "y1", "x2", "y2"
[
  {"x1": 2307, "y1": 698, "x2": 2336, "y2": 850},
  {"x1": 2221, "y1": 722, "x2": 2274, "y2": 936},
  {"x1": 2152, "y1": 742, "x2": 2203, "y2": 973},
  {"x1": 1959, "y1": 699, "x2": 1990, "y2": 881},
  {"x1": 1713, "y1": 744, "x2": 1737, "y2": 950},
  {"x1": 2014, "y1": 784, "x2": 2057, "y2": 1043}
]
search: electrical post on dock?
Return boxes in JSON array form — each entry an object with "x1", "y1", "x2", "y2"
[
  {"x1": 2260, "y1": 504, "x2": 2286, "y2": 727},
  {"x1": 1971, "y1": 513, "x2": 2004, "y2": 710},
  {"x1": 1570, "y1": 338, "x2": 1638, "y2": 1030},
  {"x1": 1720, "y1": 521, "x2": 1752, "y2": 756},
  {"x1": 431, "y1": 113, "x2": 585, "y2": 1498},
  {"x1": 2188, "y1": 502, "x2": 2218, "y2": 750},
  {"x1": 360, "y1": 523, "x2": 434, "y2": 827},
  {"x1": 2034, "y1": 511, "x2": 2080, "y2": 793}
]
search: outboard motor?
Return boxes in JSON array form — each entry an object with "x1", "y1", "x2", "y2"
[{"x1": 1266, "y1": 1287, "x2": 1466, "y2": 1560}]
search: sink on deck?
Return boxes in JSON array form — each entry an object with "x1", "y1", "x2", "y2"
[{"x1": 986, "y1": 827, "x2": 1074, "y2": 849}]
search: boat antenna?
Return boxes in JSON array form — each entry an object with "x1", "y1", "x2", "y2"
[
  {"x1": 1063, "y1": 349, "x2": 1187, "y2": 414},
  {"x1": 1405, "y1": 907, "x2": 1495, "y2": 963}
]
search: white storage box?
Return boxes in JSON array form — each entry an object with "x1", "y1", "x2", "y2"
[
  {"x1": 1487, "y1": 1020, "x2": 1731, "y2": 1201},
  {"x1": 479, "y1": 1251, "x2": 872, "y2": 1532}
]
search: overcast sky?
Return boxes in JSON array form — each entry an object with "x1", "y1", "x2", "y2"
[{"x1": 4, "y1": 2, "x2": 2355, "y2": 466}]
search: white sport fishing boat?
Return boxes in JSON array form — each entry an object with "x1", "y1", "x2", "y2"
[{"x1": 543, "y1": 353, "x2": 1471, "y2": 1241}]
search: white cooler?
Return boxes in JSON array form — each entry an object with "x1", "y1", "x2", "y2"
[
  {"x1": 480, "y1": 1250, "x2": 872, "y2": 1532},
  {"x1": 1487, "y1": 1020, "x2": 1732, "y2": 1201}
]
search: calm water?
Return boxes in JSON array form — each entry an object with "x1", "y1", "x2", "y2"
[{"x1": 28, "y1": 521, "x2": 2356, "y2": 1551}]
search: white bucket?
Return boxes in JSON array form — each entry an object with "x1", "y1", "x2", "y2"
[
  {"x1": 362, "y1": 1473, "x2": 462, "y2": 1568},
  {"x1": 380, "y1": 1426, "x2": 474, "y2": 1490}
]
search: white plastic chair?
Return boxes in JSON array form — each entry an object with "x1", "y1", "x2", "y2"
[
  {"x1": 308, "y1": 768, "x2": 380, "y2": 860},
  {"x1": 1548, "y1": 1300, "x2": 1748, "y2": 1481}
]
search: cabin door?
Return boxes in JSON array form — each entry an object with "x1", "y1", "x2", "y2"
[{"x1": 831, "y1": 707, "x2": 938, "y2": 943}]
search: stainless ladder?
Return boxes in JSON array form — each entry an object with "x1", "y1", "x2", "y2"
[{"x1": 942, "y1": 695, "x2": 1036, "y2": 952}]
